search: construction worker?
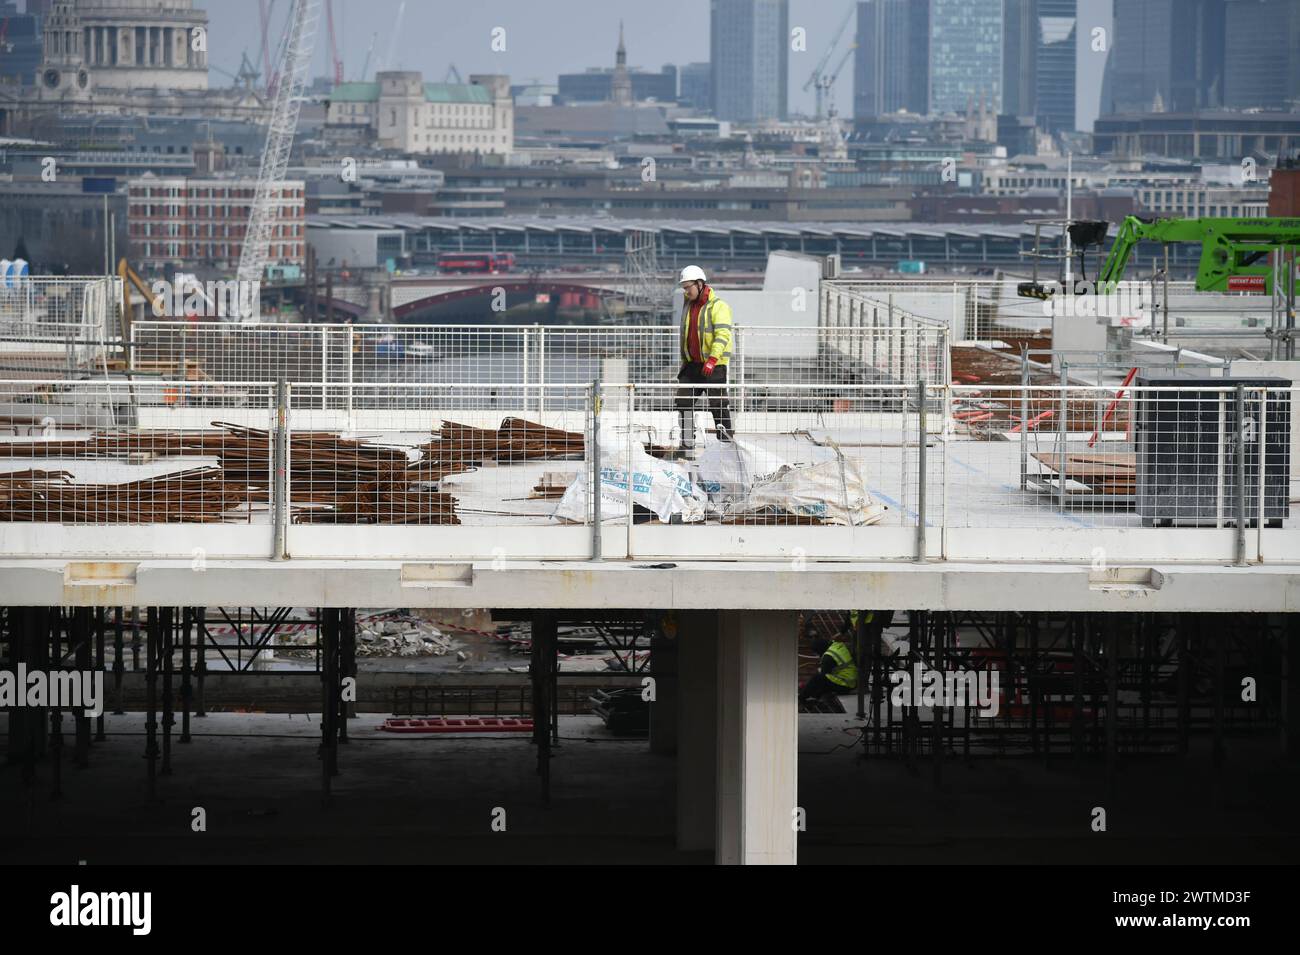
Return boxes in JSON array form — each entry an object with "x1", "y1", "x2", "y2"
[
  {"x1": 847, "y1": 610, "x2": 873, "y2": 634},
  {"x1": 676, "y1": 265, "x2": 734, "y2": 450},
  {"x1": 800, "y1": 633, "x2": 858, "y2": 702}
]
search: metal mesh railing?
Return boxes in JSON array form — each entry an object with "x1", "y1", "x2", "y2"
[
  {"x1": 128, "y1": 321, "x2": 948, "y2": 391},
  {"x1": 945, "y1": 384, "x2": 1293, "y2": 534},
  {"x1": 0, "y1": 379, "x2": 274, "y2": 525},
  {"x1": 0, "y1": 276, "x2": 122, "y2": 379},
  {"x1": 824, "y1": 276, "x2": 1280, "y2": 345},
  {"x1": 0, "y1": 378, "x2": 1292, "y2": 563},
  {"x1": 285, "y1": 383, "x2": 590, "y2": 527}
]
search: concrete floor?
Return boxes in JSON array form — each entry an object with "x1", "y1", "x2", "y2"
[{"x1": 2, "y1": 712, "x2": 1297, "y2": 865}]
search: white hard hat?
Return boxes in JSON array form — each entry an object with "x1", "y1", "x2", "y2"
[{"x1": 679, "y1": 265, "x2": 707, "y2": 285}]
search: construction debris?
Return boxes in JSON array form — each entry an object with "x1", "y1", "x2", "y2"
[
  {"x1": 273, "y1": 614, "x2": 458, "y2": 657},
  {"x1": 530, "y1": 471, "x2": 577, "y2": 499},
  {"x1": 422, "y1": 418, "x2": 584, "y2": 465},
  {"x1": 1032, "y1": 450, "x2": 1136, "y2": 495},
  {"x1": 0, "y1": 465, "x2": 252, "y2": 523},
  {"x1": 0, "y1": 422, "x2": 463, "y2": 524}
]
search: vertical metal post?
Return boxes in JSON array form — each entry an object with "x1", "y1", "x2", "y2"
[
  {"x1": 145, "y1": 607, "x2": 158, "y2": 800},
  {"x1": 112, "y1": 606, "x2": 125, "y2": 715},
  {"x1": 340, "y1": 608, "x2": 356, "y2": 738},
  {"x1": 915, "y1": 379, "x2": 927, "y2": 562},
  {"x1": 1257, "y1": 388, "x2": 1268, "y2": 558},
  {"x1": 591, "y1": 381, "x2": 602, "y2": 561},
  {"x1": 1287, "y1": 247, "x2": 1297, "y2": 361},
  {"x1": 522, "y1": 326, "x2": 531, "y2": 414},
  {"x1": 939, "y1": 329, "x2": 950, "y2": 394},
  {"x1": 871, "y1": 612, "x2": 884, "y2": 753},
  {"x1": 736, "y1": 325, "x2": 745, "y2": 415},
  {"x1": 195, "y1": 607, "x2": 207, "y2": 717},
  {"x1": 626, "y1": 385, "x2": 635, "y2": 555},
  {"x1": 1162, "y1": 245, "x2": 1170, "y2": 344},
  {"x1": 854, "y1": 612, "x2": 867, "y2": 720},
  {"x1": 1019, "y1": 347, "x2": 1031, "y2": 489},
  {"x1": 73, "y1": 608, "x2": 90, "y2": 768},
  {"x1": 320, "y1": 608, "x2": 337, "y2": 804},
  {"x1": 94, "y1": 607, "x2": 106, "y2": 742},
  {"x1": 180, "y1": 606, "x2": 192, "y2": 743},
  {"x1": 161, "y1": 606, "x2": 173, "y2": 776},
  {"x1": 887, "y1": 295, "x2": 895, "y2": 382},
  {"x1": 49, "y1": 610, "x2": 62, "y2": 800},
  {"x1": 1057, "y1": 361, "x2": 1069, "y2": 511},
  {"x1": 537, "y1": 326, "x2": 547, "y2": 418},
  {"x1": 345, "y1": 324, "x2": 354, "y2": 421},
  {"x1": 318, "y1": 325, "x2": 328, "y2": 397},
  {"x1": 273, "y1": 378, "x2": 287, "y2": 560},
  {"x1": 531, "y1": 612, "x2": 556, "y2": 806},
  {"x1": 1271, "y1": 252, "x2": 1281, "y2": 361},
  {"x1": 1234, "y1": 383, "x2": 1248, "y2": 566},
  {"x1": 932, "y1": 613, "x2": 943, "y2": 788}
]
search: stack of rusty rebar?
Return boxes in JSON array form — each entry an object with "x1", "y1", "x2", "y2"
[
  {"x1": 0, "y1": 423, "x2": 462, "y2": 525},
  {"x1": 422, "y1": 417, "x2": 584, "y2": 465},
  {"x1": 0, "y1": 465, "x2": 251, "y2": 523},
  {"x1": 0, "y1": 416, "x2": 586, "y2": 525},
  {"x1": 281, "y1": 429, "x2": 460, "y2": 525}
]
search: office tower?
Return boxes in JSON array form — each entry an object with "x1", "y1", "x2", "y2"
[
  {"x1": 929, "y1": 0, "x2": 1005, "y2": 115},
  {"x1": 710, "y1": 0, "x2": 789, "y2": 122},
  {"x1": 853, "y1": 0, "x2": 929, "y2": 117}
]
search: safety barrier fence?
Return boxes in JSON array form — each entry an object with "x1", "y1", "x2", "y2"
[
  {"x1": 0, "y1": 277, "x2": 122, "y2": 378},
  {"x1": 823, "y1": 276, "x2": 1281, "y2": 344},
  {"x1": 128, "y1": 320, "x2": 948, "y2": 395},
  {"x1": 0, "y1": 379, "x2": 1293, "y2": 565}
]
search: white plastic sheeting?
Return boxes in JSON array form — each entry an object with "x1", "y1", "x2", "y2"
[
  {"x1": 698, "y1": 438, "x2": 886, "y2": 525},
  {"x1": 552, "y1": 430, "x2": 707, "y2": 524},
  {"x1": 554, "y1": 431, "x2": 887, "y2": 526}
]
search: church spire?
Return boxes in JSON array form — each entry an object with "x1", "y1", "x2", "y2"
[{"x1": 611, "y1": 20, "x2": 632, "y2": 106}]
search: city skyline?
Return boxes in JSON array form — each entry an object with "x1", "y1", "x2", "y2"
[{"x1": 186, "y1": 0, "x2": 1112, "y2": 129}]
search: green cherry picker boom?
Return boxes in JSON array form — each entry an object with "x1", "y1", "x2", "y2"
[{"x1": 1018, "y1": 215, "x2": 1300, "y2": 299}]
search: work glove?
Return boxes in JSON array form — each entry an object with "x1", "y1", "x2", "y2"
[{"x1": 702, "y1": 357, "x2": 717, "y2": 376}]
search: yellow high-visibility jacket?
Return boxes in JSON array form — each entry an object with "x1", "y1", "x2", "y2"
[
  {"x1": 824, "y1": 640, "x2": 858, "y2": 689},
  {"x1": 679, "y1": 290, "x2": 733, "y2": 366}
]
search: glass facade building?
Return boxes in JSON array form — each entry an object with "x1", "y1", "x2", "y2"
[{"x1": 710, "y1": 0, "x2": 789, "y2": 122}]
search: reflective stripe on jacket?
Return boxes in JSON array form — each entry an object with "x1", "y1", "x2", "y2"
[{"x1": 824, "y1": 640, "x2": 858, "y2": 689}]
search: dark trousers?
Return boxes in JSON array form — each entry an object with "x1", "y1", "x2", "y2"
[
  {"x1": 676, "y1": 361, "x2": 732, "y2": 444},
  {"x1": 801, "y1": 672, "x2": 852, "y2": 702}
]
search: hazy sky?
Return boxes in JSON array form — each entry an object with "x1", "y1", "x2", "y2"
[{"x1": 197, "y1": 0, "x2": 1112, "y2": 129}]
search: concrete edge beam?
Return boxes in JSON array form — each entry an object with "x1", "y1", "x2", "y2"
[{"x1": 0, "y1": 559, "x2": 1296, "y2": 612}]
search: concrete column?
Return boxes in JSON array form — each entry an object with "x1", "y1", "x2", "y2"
[
  {"x1": 676, "y1": 610, "x2": 718, "y2": 852},
  {"x1": 716, "y1": 610, "x2": 799, "y2": 866}
]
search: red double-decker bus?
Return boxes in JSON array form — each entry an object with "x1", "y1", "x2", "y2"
[{"x1": 437, "y1": 252, "x2": 515, "y2": 274}]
